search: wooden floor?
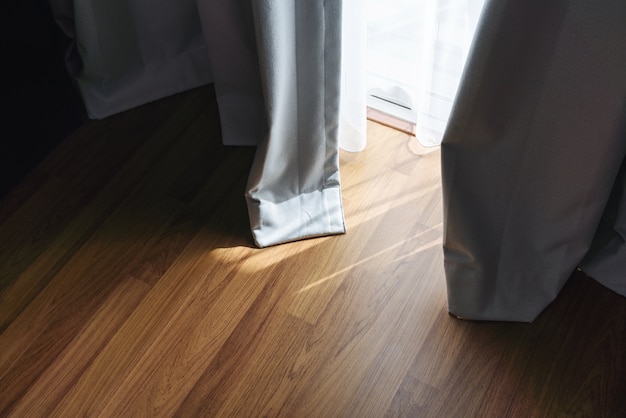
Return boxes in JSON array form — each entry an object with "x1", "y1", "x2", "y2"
[{"x1": 1, "y1": 85, "x2": 625, "y2": 417}]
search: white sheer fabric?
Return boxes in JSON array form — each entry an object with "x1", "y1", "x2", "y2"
[
  {"x1": 339, "y1": 0, "x2": 368, "y2": 153},
  {"x1": 366, "y1": 0, "x2": 485, "y2": 146}
]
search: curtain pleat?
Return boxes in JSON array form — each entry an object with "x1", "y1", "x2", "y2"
[
  {"x1": 338, "y1": 0, "x2": 367, "y2": 153},
  {"x1": 244, "y1": 0, "x2": 346, "y2": 247},
  {"x1": 198, "y1": 0, "x2": 347, "y2": 246},
  {"x1": 49, "y1": 0, "x2": 213, "y2": 119},
  {"x1": 441, "y1": 0, "x2": 626, "y2": 321},
  {"x1": 50, "y1": 0, "x2": 346, "y2": 247},
  {"x1": 196, "y1": 0, "x2": 266, "y2": 146}
]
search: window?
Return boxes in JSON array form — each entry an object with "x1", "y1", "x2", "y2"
[{"x1": 366, "y1": 0, "x2": 485, "y2": 146}]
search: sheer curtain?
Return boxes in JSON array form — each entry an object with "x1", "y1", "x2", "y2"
[
  {"x1": 339, "y1": 0, "x2": 368, "y2": 153},
  {"x1": 215, "y1": 0, "x2": 347, "y2": 247},
  {"x1": 365, "y1": 0, "x2": 485, "y2": 146}
]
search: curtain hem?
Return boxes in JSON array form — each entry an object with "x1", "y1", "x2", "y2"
[{"x1": 247, "y1": 186, "x2": 346, "y2": 248}]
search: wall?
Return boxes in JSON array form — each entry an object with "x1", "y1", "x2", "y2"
[{"x1": 1, "y1": 0, "x2": 86, "y2": 196}]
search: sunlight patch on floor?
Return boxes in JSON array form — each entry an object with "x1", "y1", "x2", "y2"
[{"x1": 296, "y1": 224, "x2": 442, "y2": 294}]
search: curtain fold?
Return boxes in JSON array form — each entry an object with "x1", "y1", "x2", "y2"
[
  {"x1": 243, "y1": 0, "x2": 346, "y2": 247},
  {"x1": 581, "y1": 156, "x2": 626, "y2": 295},
  {"x1": 441, "y1": 0, "x2": 626, "y2": 321},
  {"x1": 196, "y1": 0, "x2": 266, "y2": 146},
  {"x1": 365, "y1": 0, "x2": 485, "y2": 147},
  {"x1": 48, "y1": 0, "x2": 213, "y2": 119},
  {"x1": 201, "y1": 0, "x2": 351, "y2": 246}
]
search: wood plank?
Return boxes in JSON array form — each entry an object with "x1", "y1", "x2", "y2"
[
  {"x1": 7, "y1": 277, "x2": 150, "y2": 417},
  {"x1": 0, "y1": 87, "x2": 216, "y2": 332},
  {"x1": 1, "y1": 85, "x2": 624, "y2": 418}
]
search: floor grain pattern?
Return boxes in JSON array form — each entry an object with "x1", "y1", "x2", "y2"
[{"x1": 1, "y1": 85, "x2": 624, "y2": 417}]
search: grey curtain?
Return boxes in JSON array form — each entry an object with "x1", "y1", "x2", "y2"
[
  {"x1": 441, "y1": 0, "x2": 626, "y2": 321},
  {"x1": 200, "y1": 0, "x2": 346, "y2": 247},
  {"x1": 49, "y1": 0, "x2": 213, "y2": 119},
  {"x1": 49, "y1": 0, "x2": 346, "y2": 247}
]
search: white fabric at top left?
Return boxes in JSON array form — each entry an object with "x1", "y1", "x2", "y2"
[{"x1": 49, "y1": 0, "x2": 213, "y2": 119}]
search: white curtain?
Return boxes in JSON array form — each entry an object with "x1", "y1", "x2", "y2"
[
  {"x1": 442, "y1": 0, "x2": 626, "y2": 321},
  {"x1": 339, "y1": 0, "x2": 368, "y2": 153},
  {"x1": 202, "y1": 0, "x2": 347, "y2": 247}
]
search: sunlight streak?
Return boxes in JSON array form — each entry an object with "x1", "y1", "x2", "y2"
[
  {"x1": 383, "y1": 235, "x2": 442, "y2": 266},
  {"x1": 297, "y1": 223, "x2": 443, "y2": 293}
]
